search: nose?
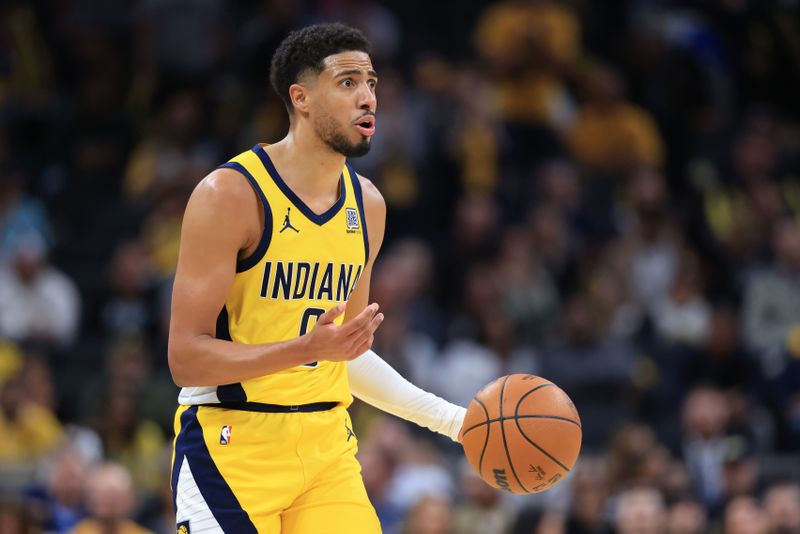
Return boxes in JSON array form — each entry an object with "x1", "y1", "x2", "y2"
[{"x1": 357, "y1": 82, "x2": 376, "y2": 111}]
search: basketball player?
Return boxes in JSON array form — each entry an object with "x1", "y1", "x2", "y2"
[{"x1": 168, "y1": 23, "x2": 466, "y2": 533}]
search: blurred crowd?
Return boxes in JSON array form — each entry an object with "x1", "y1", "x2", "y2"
[{"x1": 1, "y1": 0, "x2": 800, "y2": 532}]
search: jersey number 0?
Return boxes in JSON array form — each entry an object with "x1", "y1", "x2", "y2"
[{"x1": 299, "y1": 307, "x2": 326, "y2": 367}]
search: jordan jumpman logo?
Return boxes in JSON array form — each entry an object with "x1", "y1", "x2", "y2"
[{"x1": 280, "y1": 207, "x2": 300, "y2": 233}]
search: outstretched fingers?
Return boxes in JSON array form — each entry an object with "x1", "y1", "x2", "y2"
[
  {"x1": 318, "y1": 303, "x2": 346, "y2": 325},
  {"x1": 347, "y1": 312, "x2": 383, "y2": 355},
  {"x1": 342, "y1": 303, "x2": 379, "y2": 336}
]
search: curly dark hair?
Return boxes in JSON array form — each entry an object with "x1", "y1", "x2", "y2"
[{"x1": 270, "y1": 23, "x2": 371, "y2": 113}]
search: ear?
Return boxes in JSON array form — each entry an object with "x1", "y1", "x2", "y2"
[{"x1": 289, "y1": 83, "x2": 311, "y2": 115}]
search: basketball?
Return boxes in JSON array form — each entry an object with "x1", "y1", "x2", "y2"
[{"x1": 460, "y1": 374, "x2": 582, "y2": 494}]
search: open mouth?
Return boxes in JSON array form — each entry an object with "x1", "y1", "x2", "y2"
[{"x1": 353, "y1": 115, "x2": 376, "y2": 136}]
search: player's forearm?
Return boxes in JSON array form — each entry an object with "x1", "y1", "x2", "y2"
[
  {"x1": 168, "y1": 334, "x2": 309, "y2": 387},
  {"x1": 347, "y1": 350, "x2": 466, "y2": 442}
]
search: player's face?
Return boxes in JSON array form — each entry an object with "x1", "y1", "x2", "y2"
[{"x1": 311, "y1": 51, "x2": 377, "y2": 158}]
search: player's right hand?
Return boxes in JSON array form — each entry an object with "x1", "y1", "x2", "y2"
[{"x1": 301, "y1": 302, "x2": 383, "y2": 362}]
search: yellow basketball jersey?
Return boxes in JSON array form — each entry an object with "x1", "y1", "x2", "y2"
[{"x1": 178, "y1": 144, "x2": 369, "y2": 407}]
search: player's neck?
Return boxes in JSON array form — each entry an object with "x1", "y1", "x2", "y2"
[{"x1": 267, "y1": 130, "x2": 345, "y2": 198}]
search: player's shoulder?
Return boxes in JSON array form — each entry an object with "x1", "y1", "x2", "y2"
[
  {"x1": 192, "y1": 166, "x2": 257, "y2": 208},
  {"x1": 184, "y1": 167, "x2": 260, "y2": 231},
  {"x1": 355, "y1": 173, "x2": 385, "y2": 214}
]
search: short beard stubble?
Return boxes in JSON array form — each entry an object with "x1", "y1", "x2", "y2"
[{"x1": 315, "y1": 112, "x2": 371, "y2": 158}]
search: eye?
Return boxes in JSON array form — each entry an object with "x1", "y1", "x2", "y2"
[
  {"x1": 368, "y1": 80, "x2": 377, "y2": 90},
  {"x1": 342, "y1": 79, "x2": 353, "y2": 88}
]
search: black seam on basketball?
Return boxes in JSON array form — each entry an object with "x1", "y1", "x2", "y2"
[
  {"x1": 516, "y1": 414, "x2": 581, "y2": 427},
  {"x1": 515, "y1": 383, "x2": 555, "y2": 407},
  {"x1": 474, "y1": 397, "x2": 491, "y2": 478},
  {"x1": 514, "y1": 385, "x2": 572, "y2": 471},
  {"x1": 461, "y1": 414, "x2": 582, "y2": 437},
  {"x1": 513, "y1": 384, "x2": 580, "y2": 430},
  {"x1": 499, "y1": 376, "x2": 528, "y2": 493},
  {"x1": 513, "y1": 416, "x2": 570, "y2": 472}
]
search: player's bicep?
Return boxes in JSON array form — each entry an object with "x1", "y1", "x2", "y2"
[
  {"x1": 345, "y1": 264, "x2": 374, "y2": 321},
  {"x1": 169, "y1": 171, "x2": 256, "y2": 342}
]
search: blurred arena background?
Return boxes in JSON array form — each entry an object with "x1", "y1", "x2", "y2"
[{"x1": 1, "y1": 0, "x2": 800, "y2": 532}]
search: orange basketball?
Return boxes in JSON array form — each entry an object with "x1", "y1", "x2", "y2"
[{"x1": 460, "y1": 374, "x2": 582, "y2": 494}]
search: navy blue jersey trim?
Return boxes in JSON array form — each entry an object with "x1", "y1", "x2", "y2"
[
  {"x1": 216, "y1": 383, "x2": 247, "y2": 402},
  {"x1": 171, "y1": 409, "x2": 189, "y2": 512},
  {"x1": 215, "y1": 306, "x2": 232, "y2": 341},
  {"x1": 203, "y1": 400, "x2": 338, "y2": 413},
  {"x1": 217, "y1": 162, "x2": 272, "y2": 273},
  {"x1": 252, "y1": 145, "x2": 346, "y2": 226},
  {"x1": 214, "y1": 307, "x2": 246, "y2": 402},
  {"x1": 348, "y1": 164, "x2": 370, "y2": 268},
  {"x1": 172, "y1": 406, "x2": 258, "y2": 533}
]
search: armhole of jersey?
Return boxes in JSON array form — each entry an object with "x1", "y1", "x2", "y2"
[
  {"x1": 217, "y1": 162, "x2": 273, "y2": 273},
  {"x1": 215, "y1": 305, "x2": 232, "y2": 340},
  {"x1": 214, "y1": 305, "x2": 247, "y2": 401},
  {"x1": 347, "y1": 164, "x2": 370, "y2": 269}
]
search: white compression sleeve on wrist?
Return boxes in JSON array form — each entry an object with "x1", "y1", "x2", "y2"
[{"x1": 347, "y1": 349, "x2": 466, "y2": 442}]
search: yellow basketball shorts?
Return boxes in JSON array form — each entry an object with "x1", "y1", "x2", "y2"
[{"x1": 171, "y1": 404, "x2": 381, "y2": 533}]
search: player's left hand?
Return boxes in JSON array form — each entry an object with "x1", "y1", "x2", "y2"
[{"x1": 301, "y1": 302, "x2": 384, "y2": 362}]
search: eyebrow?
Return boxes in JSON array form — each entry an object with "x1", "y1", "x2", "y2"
[{"x1": 334, "y1": 68, "x2": 379, "y2": 79}]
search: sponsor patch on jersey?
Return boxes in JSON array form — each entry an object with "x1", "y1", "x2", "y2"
[
  {"x1": 177, "y1": 521, "x2": 190, "y2": 533},
  {"x1": 346, "y1": 208, "x2": 359, "y2": 230},
  {"x1": 220, "y1": 425, "x2": 232, "y2": 445}
]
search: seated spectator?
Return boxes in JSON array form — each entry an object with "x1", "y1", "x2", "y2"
[
  {"x1": 606, "y1": 424, "x2": 672, "y2": 494},
  {"x1": 369, "y1": 240, "x2": 445, "y2": 387},
  {"x1": 763, "y1": 481, "x2": 800, "y2": 534},
  {"x1": 568, "y1": 64, "x2": 664, "y2": 175},
  {"x1": 454, "y1": 459, "x2": 516, "y2": 534},
  {"x1": 87, "y1": 384, "x2": 166, "y2": 496},
  {"x1": 510, "y1": 508, "x2": 567, "y2": 534},
  {"x1": 68, "y1": 462, "x2": 152, "y2": 534},
  {"x1": 473, "y1": 0, "x2": 579, "y2": 128},
  {"x1": 386, "y1": 443, "x2": 456, "y2": 516},
  {"x1": 402, "y1": 494, "x2": 454, "y2": 534},
  {"x1": 358, "y1": 417, "x2": 455, "y2": 516},
  {"x1": 0, "y1": 161, "x2": 51, "y2": 265},
  {"x1": 96, "y1": 240, "x2": 160, "y2": 341},
  {"x1": 496, "y1": 226, "x2": 560, "y2": 346},
  {"x1": 614, "y1": 486, "x2": 666, "y2": 534},
  {"x1": 134, "y1": 446, "x2": 175, "y2": 534},
  {"x1": 138, "y1": 184, "x2": 191, "y2": 279},
  {"x1": 123, "y1": 89, "x2": 219, "y2": 204},
  {"x1": 742, "y1": 219, "x2": 800, "y2": 378},
  {"x1": 0, "y1": 367, "x2": 63, "y2": 468},
  {"x1": 357, "y1": 441, "x2": 404, "y2": 534},
  {"x1": 25, "y1": 446, "x2": 88, "y2": 533},
  {"x1": 0, "y1": 340, "x2": 22, "y2": 390},
  {"x1": 562, "y1": 456, "x2": 608, "y2": 533},
  {"x1": 681, "y1": 386, "x2": 732, "y2": 512},
  {"x1": 771, "y1": 354, "x2": 800, "y2": 449},
  {"x1": 0, "y1": 234, "x2": 80, "y2": 346},
  {"x1": 0, "y1": 500, "x2": 38, "y2": 534},
  {"x1": 436, "y1": 308, "x2": 537, "y2": 409},
  {"x1": 677, "y1": 306, "x2": 758, "y2": 394},
  {"x1": 652, "y1": 251, "x2": 711, "y2": 348},
  {"x1": 698, "y1": 114, "x2": 796, "y2": 267},
  {"x1": 79, "y1": 337, "x2": 176, "y2": 436},
  {"x1": 619, "y1": 168, "x2": 682, "y2": 316},
  {"x1": 667, "y1": 495, "x2": 708, "y2": 534},
  {"x1": 540, "y1": 293, "x2": 638, "y2": 447},
  {"x1": 720, "y1": 434, "x2": 761, "y2": 506},
  {"x1": 722, "y1": 495, "x2": 768, "y2": 534}
]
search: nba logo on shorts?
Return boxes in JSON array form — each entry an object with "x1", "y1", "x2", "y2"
[
  {"x1": 345, "y1": 208, "x2": 359, "y2": 229},
  {"x1": 220, "y1": 426, "x2": 232, "y2": 445}
]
